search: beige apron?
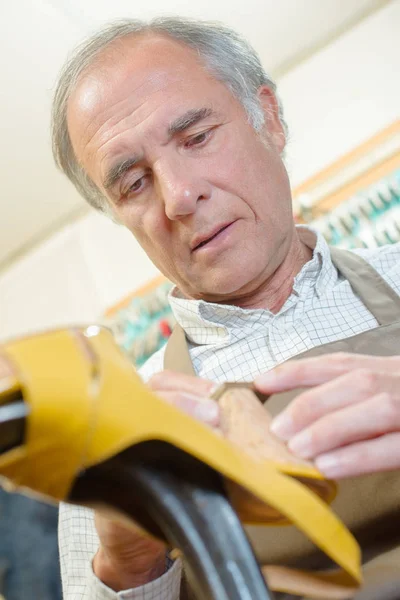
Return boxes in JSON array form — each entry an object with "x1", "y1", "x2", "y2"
[{"x1": 164, "y1": 247, "x2": 400, "y2": 600}]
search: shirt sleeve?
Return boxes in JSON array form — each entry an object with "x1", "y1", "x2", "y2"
[{"x1": 59, "y1": 503, "x2": 182, "y2": 600}]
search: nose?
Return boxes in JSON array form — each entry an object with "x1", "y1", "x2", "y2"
[{"x1": 157, "y1": 160, "x2": 211, "y2": 220}]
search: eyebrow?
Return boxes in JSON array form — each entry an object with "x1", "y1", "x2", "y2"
[
  {"x1": 168, "y1": 107, "x2": 215, "y2": 137},
  {"x1": 103, "y1": 156, "x2": 141, "y2": 191},
  {"x1": 103, "y1": 108, "x2": 216, "y2": 191}
]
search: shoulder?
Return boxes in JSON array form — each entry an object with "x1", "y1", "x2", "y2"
[
  {"x1": 350, "y1": 242, "x2": 400, "y2": 266},
  {"x1": 349, "y1": 242, "x2": 400, "y2": 274},
  {"x1": 138, "y1": 344, "x2": 167, "y2": 383},
  {"x1": 348, "y1": 243, "x2": 400, "y2": 293}
]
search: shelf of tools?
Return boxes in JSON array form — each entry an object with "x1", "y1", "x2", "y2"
[
  {"x1": 104, "y1": 277, "x2": 175, "y2": 368},
  {"x1": 297, "y1": 169, "x2": 400, "y2": 248},
  {"x1": 293, "y1": 120, "x2": 400, "y2": 249}
]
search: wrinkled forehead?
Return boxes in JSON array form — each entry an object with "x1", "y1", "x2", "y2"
[{"x1": 67, "y1": 33, "x2": 219, "y2": 139}]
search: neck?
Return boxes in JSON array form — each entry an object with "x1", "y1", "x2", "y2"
[
  {"x1": 230, "y1": 233, "x2": 313, "y2": 311},
  {"x1": 174, "y1": 228, "x2": 315, "y2": 311},
  {"x1": 192, "y1": 228, "x2": 314, "y2": 311}
]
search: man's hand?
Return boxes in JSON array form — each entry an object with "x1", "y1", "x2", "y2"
[
  {"x1": 147, "y1": 370, "x2": 219, "y2": 427},
  {"x1": 93, "y1": 517, "x2": 167, "y2": 590},
  {"x1": 0, "y1": 353, "x2": 16, "y2": 380},
  {"x1": 254, "y1": 353, "x2": 400, "y2": 479},
  {"x1": 93, "y1": 370, "x2": 219, "y2": 591}
]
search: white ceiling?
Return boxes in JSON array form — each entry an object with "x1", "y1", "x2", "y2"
[{"x1": 0, "y1": 0, "x2": 389, "y2": 270}]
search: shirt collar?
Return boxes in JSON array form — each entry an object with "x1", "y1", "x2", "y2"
[
  {"x1": 293, "y1": 225, "x2": 336, "y2": 298},
  {"x1": 169, "y1": 226, "x2": 337, "y2": 344}
]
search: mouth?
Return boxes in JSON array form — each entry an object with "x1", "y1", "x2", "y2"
[{"x1": 192, "y1": 222, "x2": 235, "y2": 252}]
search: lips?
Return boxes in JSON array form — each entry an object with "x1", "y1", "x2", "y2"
[{"x1": 191, "y1": 222, "x2": 234, "y2": 252}]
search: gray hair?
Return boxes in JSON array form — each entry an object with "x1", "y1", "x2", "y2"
[{"x1": 51, "y1": 16, "x2": 287, "y2": 213}]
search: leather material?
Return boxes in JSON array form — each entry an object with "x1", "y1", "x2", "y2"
[{"x1": 0, "y1": 326, "x2": 360, "y2": 591}]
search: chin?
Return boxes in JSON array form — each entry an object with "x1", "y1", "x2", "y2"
[{"x1": 191, "y1": 271, "x2": 255, "y2": 302}]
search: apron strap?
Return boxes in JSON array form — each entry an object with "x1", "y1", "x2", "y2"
[
  {"x1": 164, "y1": 322, "x2": 196, "y2": 375},
  {"x1": 329, "y1": 247, "x2": 400, "y2": 326}
]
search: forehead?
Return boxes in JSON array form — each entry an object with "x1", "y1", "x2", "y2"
[{"x1": 67, "y1": 34, "x2": 227, "y2": 148}]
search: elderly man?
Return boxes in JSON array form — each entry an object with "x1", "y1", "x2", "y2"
[{"x1": 53, "y1": 17, "x2": 400, "y2": 600}]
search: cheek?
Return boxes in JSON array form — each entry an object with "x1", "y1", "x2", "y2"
[
  {"x1": 206, "y1": 148, "x2": 252, "y2": 202},
  {"x1": 123, "y1": 204, "x2": 173, "y2": 259},
  {"x1": 113, "y1": 204, "x2": 152, "y2": 251},
  {"x1": 218, "y1": 131, "x2": 269, "y2": 190},
  {"x1": 240, "y1": 140, "x2": 290, "y2": 208}
]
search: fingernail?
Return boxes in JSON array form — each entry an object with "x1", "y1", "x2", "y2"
[
  {"x1": 315, "y1": 454, "x2": 340, "y2": 478},
  {"x1": 194, "y1": 400, "x2": 220, "y2": 425},
  {"x1": 270, "y1": 412, "x2": 294, "y2": 440},
  {"x1": 288, "y1": 430, "x2": 313, "y2": 458}
]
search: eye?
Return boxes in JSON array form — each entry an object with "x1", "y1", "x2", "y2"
[
  {"x1": 123, "y1": 173, "x2": 151, "y2": 198},
  {"x1": 184, "y1": 129, "x2": 212, "y2": 149},
  {"x1": 128, "y1": 177, "x2": 144, "y2": 193}
]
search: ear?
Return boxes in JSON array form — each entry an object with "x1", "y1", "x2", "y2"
[{"x1": 256, "y1": 85, "x2": 286, "y2": 154}]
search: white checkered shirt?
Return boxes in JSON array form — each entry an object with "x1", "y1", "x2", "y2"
[{"x1": 59, "y1": 226, "x2": 400, "y2": 599}]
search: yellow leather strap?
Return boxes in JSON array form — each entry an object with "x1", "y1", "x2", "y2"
[
  {"x1": 0, "y1": 327, "x2": 361, "y2": 593},
  {"x1": 263, "y1": 566, "x2": 358, "y2": 599}
]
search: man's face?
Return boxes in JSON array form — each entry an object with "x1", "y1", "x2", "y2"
[{"x1": 68, "y1": 34, "x2": 293, "y2": 302}]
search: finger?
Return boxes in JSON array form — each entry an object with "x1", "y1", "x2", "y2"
[
  {"x1": 270, "y1": 369, "x2": 391, "y2": 440},
  {"x1": 148, "y1": 370, "x2": 215, "y2": 397},
  {"x1": 288, "y1": 393, "x2": 400, "y2": 460},
  {"x1": 0, "y1": 354, "x2": 18, "y2": 394},
  {"x1": 0, "y1": 355, "x2": 14, "y2": 378},
  {"x1": 315, "y1": 431, "x2": 400, "y2": 479},
  {"x1": 94, "y1": 512, "x2": 166, "y2": 568},
  {"x1": 158, "y1": 390, "x2": 220, "y2": 427},
  {"x1": 254, "y1": 353, "x2": 396, "y2": 393}
]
